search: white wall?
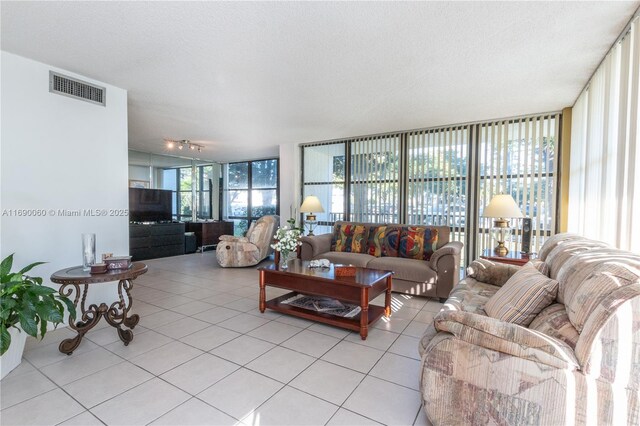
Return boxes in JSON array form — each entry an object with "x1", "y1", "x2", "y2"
[
  {"x1": 1, "y1": 52, "x2": 129, "y2": 306},
  {"x1": 279, "y1": 142, "x2": 301, "y2": 226},
  {"x1": 128, "y1": 165, "x2": 150, "y2": 183}
]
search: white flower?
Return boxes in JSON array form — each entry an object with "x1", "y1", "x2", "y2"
[{"x1": 270, "y1": 226, "x2": 302, "y2": 253}]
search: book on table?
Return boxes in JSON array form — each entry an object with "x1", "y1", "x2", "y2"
[{"x1": 312, "y1": 297, "x2": 345, "y2": 312}]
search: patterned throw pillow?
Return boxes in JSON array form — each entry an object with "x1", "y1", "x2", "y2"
[
  {"x1": 398, "y1": 226, "x2": 439, "y2": 261},
  {"x1": 331, "y1": 224, "x2": 369, "y2": 253},
  {"x1": 484, "y1": 263, "x2": 559, "y2": 326},
  {"x1": 366, "y1": 226, "x2": 387, "y2": 257},
  {"x1": 381, "y1": 226, "x2": 402, "y2": 257}
]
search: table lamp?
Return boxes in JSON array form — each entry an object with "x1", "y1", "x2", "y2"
[
  {"x1": 482, "y1": 194, "x2": 524, "y2": 256},
  {"x1": 300, "y1": 195, "x2": 324, "y2": 236}
]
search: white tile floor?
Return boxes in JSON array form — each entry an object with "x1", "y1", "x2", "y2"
[{"x1": 0, "y1": 252, "x2": 440, "y2": 426}]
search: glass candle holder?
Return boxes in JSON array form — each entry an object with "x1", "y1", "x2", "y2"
[{"x1": 82, "y1": 233, "x2": 96, "y2": 271}]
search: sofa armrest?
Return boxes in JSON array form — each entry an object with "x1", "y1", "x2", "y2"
[
  {"x1": 300, "y1": 233, "x2": 333, "y2": 260},
  {"x1": 429, "y1": 241, "x2": 463, "y2": 299},
  {"x1": 434, "y1": 310, "x2": 579, "y2": 370},
  {"x1": 217, "y1": 240, "x2": 258, "y2": 252},
  {"x1": 466, "y1": 258, "x2": 520, "y2": 287},
  {"x1": 219, "y1": 235, "x2": 249, "y2": 243}
]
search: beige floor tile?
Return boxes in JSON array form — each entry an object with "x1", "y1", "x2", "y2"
[
  {"x1": 307, "y1": 323, "x2": 351, "y2": 339},
  {"x1": 290, "y1": 360, "x2": 365, "y2": 405},
  {"x1": 104, "y1": 330, "x2": 173, "y2": 359},
  {"x1": 90, "y1": 378, "x2": 190, "y2": 426},
  {"x1": 23, "y1": 338, "x2": 98, "y2": 368},
  {"x1": 217, "y1": 313, "x2": 271, "y2": 334},
  {"x1": 150, "y1": 398, "x2": 237, "y2": 425},
  {"x1": 129, "y1": 300, "x2": 164, "y2": 316},
  {"x1": 154, "y1": 316, "x2": 210, "y2": 339},
  {"x1": 24, "y1": 327, "x2": 76, "y2": 351},
  {"x1": 130, "y1": 340, "x2": 203, "y2": 375},
  {"x1": 40, "y1": 347, "x2": 123, "y2": 386},
  {"x1": 180, "y1": 325, "x2": 241, "y2": 351},
  {"x1": 343, "y1": 376, "x2": 422, "y2": 426},
  {"x1": 321, "y1": 341, "x2": 384, "y2": 374},
  {"x1": 414, "y1": 405, "x2": 433, "y2": 426},
  {"x1": 169, "y1": 300, "x2": 216, "y2": 315},
  {"x1": 197, "y1": 368, "x2": 283, "y2": 421},
  {"x1": 0, "y1": 369, "x2": 56, "y2": 410},
  {"x1": 344, "y1": 328, "x2": 399, "y2": 351},
  {"x1": 369, "y1": 352, "x2": 421, "y2": 390},
  {"x1": 202, "y1": 293, "x2": 242, "y2": 306},
  {"x1": 388, "y1": 335, "x2": 421, "y2": 360},
  {"x1": 246, "y1": 321, "x2": 302, "y2": 344},
  {"x1": 413, "y1": 310, "x2": 436, "y2": 324},
  {"x1": 149, "y1": 295, "x2": 195, "y2": 309},
  {"x1": 211, "y1": 335, "x2": 275, "y2": 365},
  {"x1": 372, "y1": 315, "x2": 411, "y2": 334},
  {"x1": 225, "y1": 297, "x2": 258, "y2": 312},
  {"x1": 58, "y1": 411, "x2": 104, "y2": 425},
  {"x1": 245, "y1": 346, "x2": 314, "y2": 383},
  {"x1": 0, "y1": 388, "x2": 84, "y2": 426},
  {"x1": 392, "y1": 295, "x2": 429, "y2": 310},
  {"x1": 241, "y1": 386, "x2": 338, "y2": 426},
  {"x1": 161, "y1": 353, "x2": 238, "y2": 395},
  {"x1": 63, "y1": 361, "x2": 153, "y2": 408},
  {"x1": 327, "y1": 408, "x2": 383, "y2": 425},
  {"x1": 192, "y1": 306, "x2": 241, "y2": 324},
  {"x1": 402, "y1": 320, "x2": 429, "y2": 338},
  {"x1": 140, "y1": 310, "x2": 187, "y2": 329},
  {"x1": 281, "y1": 329, "x2": 340, "y2": 357}
]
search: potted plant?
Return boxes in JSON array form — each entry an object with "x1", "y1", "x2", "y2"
[{"x1": 1, "y1": 254, "x2": 75, "y2": 379}]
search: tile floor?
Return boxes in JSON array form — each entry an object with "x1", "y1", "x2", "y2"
[{"x1": 1, "y1": 252, "x2": 441, "y2": 426}]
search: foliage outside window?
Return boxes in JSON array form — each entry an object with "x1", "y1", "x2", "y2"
[{"x1": 161, "y1": 164, "x2": 215, "y2": 221}]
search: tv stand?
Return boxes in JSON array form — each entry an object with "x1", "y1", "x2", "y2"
[
  {"x1": 129, "y1": 222, "x2": 185, "y2": 261},
  {"x1": 185, "y1": 221, "x2": 234, "y2": 252}
]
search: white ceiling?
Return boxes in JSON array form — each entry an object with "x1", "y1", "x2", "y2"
[{"x1": 2, "y1": 1, "x2": 638, "y2": 162}]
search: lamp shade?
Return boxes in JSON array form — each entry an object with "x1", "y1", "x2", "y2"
[
  {"x1": 482, "y1": 194, "x2": 524, "y2": 218},
  {"x1": 300, "y1": 195, "x2": 324, "y2": 213}
]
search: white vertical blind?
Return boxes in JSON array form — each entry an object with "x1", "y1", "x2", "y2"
[
  {"x1": 569, "y1": 15, "x2": 640, "y2": 252},
  {"x1": 477, "y1": 115, "x2": 560, "y2": 255},
  {"x1": 350, "y1": 135, "x2": 400, "y2": 223}
]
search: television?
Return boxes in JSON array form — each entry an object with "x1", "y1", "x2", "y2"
[{"x1": 129, "y1": 188, "x2": 173, "y2": 222}]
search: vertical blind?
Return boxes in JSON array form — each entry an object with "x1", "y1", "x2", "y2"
[
  {"x1": 476, "y1": 115, "x2": 560, "y2": 256},
  {"x1": 569, "y1": 15, "x2": 639, "y2": 252},
  {"x1": 350, "y1": 135, "x2": 401, "y2": 223},
  {"x1": 301, "y1": 112, "x2": 561, "y2": 266}
]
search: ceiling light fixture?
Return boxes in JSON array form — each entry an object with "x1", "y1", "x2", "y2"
[{"x1": 165, "y1": 139, "x2": 204, "y2": 153}]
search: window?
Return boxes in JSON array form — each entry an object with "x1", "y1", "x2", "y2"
[
  {"x1": 161, "y1": 164, "x2": 216, "y2": 221},
  {"x1": 223, "y1": 159, "x2": 279, "y2": 236}
]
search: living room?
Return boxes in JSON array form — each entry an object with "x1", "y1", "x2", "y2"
[{"x1": 1, "y1": 2, "x2": 639, "y2": 425}]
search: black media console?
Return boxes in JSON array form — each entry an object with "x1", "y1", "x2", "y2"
[{"x1": 129, "y1": 222, "x2": 185, "y2": 261}]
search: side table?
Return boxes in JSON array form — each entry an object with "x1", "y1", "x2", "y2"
[
  {"x1": 50, "y1": 262, "x2": 147, "y2": 355},
  {"x1": 480, "y1": 249, "x2": 530, "y2": 267}
]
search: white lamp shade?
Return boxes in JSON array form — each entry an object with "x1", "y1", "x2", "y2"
[
  {"x1": 483, "y1": 194, "x2": 524, "y2": 218},
  {"x1": 300, "y1": 195, "x2": 324, "y2": 213}
]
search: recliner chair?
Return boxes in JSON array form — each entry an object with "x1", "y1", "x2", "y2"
[{"x1": 215, "y1": 215, "x2": 279, "y2": 267}]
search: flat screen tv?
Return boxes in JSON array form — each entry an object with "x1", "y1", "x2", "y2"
[{"x1": 129, "y1": 188, "x2": 173, "y2": 222}]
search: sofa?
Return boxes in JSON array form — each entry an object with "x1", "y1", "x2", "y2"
[
  {"x1": 215, "y1": 215, "x2": 279, "y2": 267},
  {"x1": 419, "y1": 233, "x2": 640, "y2": 425},
  {"x1": 299, "y1": 221, "x2": 463, "y2": 299}
]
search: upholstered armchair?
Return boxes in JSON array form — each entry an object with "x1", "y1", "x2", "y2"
[{"x1": 215, "y1": 215, "x2": 279, "y2": 267}]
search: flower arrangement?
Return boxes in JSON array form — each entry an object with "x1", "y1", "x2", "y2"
[{"x1": 271, "y1": 223, "x2": 303, "y2": 268}]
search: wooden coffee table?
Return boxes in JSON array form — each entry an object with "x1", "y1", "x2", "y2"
[{"x1": 258, "y1": 260, "x2": 393, "y2": 340}]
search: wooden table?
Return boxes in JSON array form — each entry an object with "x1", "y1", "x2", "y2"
[
  {"x1": 185, "y1": 221, "x2": 234, "y2": 252},
  {"x1": 480, "y1": 249, "x2": 530, "y2": 266},
  {"x1": 50, "y1": 263, "x2": 147, "y2": 355},
  {"x1": 258, "y1": 260, "x2": 393, "y2": 340}
]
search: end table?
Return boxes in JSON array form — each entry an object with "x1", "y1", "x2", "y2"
[
  {"x1": 50, "y1": 262, "x2": 147, "y2": 355},
  {"x1": 480, "y1": 249, "x2": 530, "y2": 267}
]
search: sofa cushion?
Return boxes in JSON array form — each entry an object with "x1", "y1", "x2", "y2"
[
  {"x1": 367, "y1": 256, "x2": 437, "y2": 284},
  {"x1": 398, "y1": 226, "x2": 439, "y2": 261},
  {"x1": 466, "y1": 258, "x2": 520, "y2": 287},
  {"x1": 443, "y1": 277, "x2": 500, "y2": 315},
  {"x1": 313, "y1": 251, "x2": 375, "y2": 268},
  {"x1": 529, "y1": 303, "x2": 580, "y2": 349},
  {"x1": 484, "y1": 263, "x2": 559, "y2": 326},
  {"x1": 331, "y1": 223, "x2": 369, "y2": 253}
]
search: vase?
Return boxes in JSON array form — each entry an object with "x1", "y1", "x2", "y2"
[
  {"x1": 82, "y1": 233, "x2": 96, "y2": 271},
  {"x1": 279, "y1": 251, "x2": 290, "y2": 269},
  {"x1": 0, "y1": 326, "x2": 27, "y2": 380}
]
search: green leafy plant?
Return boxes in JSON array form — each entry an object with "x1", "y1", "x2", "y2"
[{"x1": 0, "y1": 254, "x2": 76, "y2": 355}]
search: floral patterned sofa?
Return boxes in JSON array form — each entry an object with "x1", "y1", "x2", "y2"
[
  {"x1": 300, "y1": 221, "x2": 463, "y2": 299},
  {"x1": 215, "y1": 215, "x2": 279, "y2": 267},
  {"x1": 419, "y1": 233, "x2": 640, "y2": 425}
]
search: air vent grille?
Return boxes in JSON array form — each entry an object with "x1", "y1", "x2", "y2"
[{"x1": 49, "y1": 71, "x2": 106, "y2": 106}]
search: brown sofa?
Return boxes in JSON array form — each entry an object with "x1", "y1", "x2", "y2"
[{"x1": 299, "y1": 221, "x2": 463, "y2": 299}]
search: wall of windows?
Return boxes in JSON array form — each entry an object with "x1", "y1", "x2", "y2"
[
  {"x1": 301, "y1": 112, "x2": 561, "y2": 265},
  {"x1": 161, "y1": 164, "x2": 217, "y2": 221},
  {"x1": 223, "y1": 159, "x2": 279, "y2": 236}
]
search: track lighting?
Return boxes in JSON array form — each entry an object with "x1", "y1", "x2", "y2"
[{"x1": 165, "y1": 139, "x2": 204, "y2": 153}]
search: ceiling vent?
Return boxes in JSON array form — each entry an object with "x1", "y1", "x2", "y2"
[{"x1": 49, "y1": 71, "x2": 106, "y2": 106}]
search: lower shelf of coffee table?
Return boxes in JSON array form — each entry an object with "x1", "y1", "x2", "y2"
[{"x1": 264, "y1": 291, "x2": 386, "y2": 332}]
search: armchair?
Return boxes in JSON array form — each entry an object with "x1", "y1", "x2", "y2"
[{"x1": 215, "y1": 215, "x2": 279, "y2": 267}]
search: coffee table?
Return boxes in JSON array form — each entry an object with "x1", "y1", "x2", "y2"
[{"x1": 258, "y1": 260, "x2": 393, "y2": 340}]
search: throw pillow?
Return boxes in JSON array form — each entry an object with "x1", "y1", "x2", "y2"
[
  {"x1": 398, "y1": 226, "x2": 439, "y2": 261},
  {"x1": 331, "y1": 224, "x2": 369, "y2": 253},
  {"x1": 381, "y1": 226, "x2": 402, "y2": 257},
  {"x1": 484, "y1": 263, "x2": 559, "y2": 326},
  {"x1": 366, "y1": 225, "x2": 387, "y2": 257}
]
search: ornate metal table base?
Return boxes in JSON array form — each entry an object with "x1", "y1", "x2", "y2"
[{"x1": 51, "y1": 263, "x2": 147, "y2": 355}]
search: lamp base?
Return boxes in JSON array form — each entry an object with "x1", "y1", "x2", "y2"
[{"x1": 494, "y1": 242, "x2": 509, "y2": 256}]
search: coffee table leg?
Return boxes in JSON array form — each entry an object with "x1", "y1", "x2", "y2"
[
  {"x1": 385, "y1": 276, "x2": 392, "y2": 317},
  {"x1": 360, "y1": 288, "x2": 369, "y2": 340},
  {"x1": 259, "y1": 270, "x2": 266, "y2": 313}
]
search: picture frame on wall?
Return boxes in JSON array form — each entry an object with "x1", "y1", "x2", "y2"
[{"x1": 129, "y1": 180, "x2": 150, "y2": 189}]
